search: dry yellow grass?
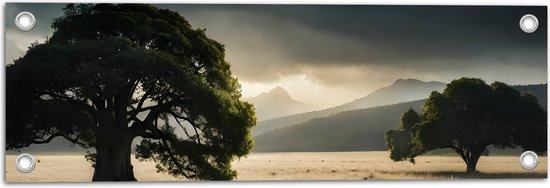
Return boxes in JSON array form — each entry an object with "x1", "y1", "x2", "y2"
[{"x1": 5, "y1": 151, "x2": 547, "y2": 182}]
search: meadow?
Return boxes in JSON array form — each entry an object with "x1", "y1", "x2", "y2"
[{"x1": 5, "y1": 151, "x2": 547, "y2": 182}]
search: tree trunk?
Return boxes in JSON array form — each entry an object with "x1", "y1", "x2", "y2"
[
  {"x1": 92, "y1": 131, "x2": 136, "y2": 181},
  {"x1": 466, "y1": 161, "x2": 477, "y2": 173},
  {"x1": 465, "y1": 152, "x2": 482, "y2": 174}
]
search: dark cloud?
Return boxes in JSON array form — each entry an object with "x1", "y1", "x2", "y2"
[
  {"x1": 6, "y1": 4, "x2": 547, "y2": 87},
  {"x1": 5, "y1": 3, "x2": 67, "y2": 63},
  {"x1": 5, "y1": 3, "x2": 66, "y2": 34},
  {"x1": 163, "y1": 5, "x2": 546, "y2": 83},
  {"x1": 169, "y1": 5, "x2": 546, "y2": 61}
]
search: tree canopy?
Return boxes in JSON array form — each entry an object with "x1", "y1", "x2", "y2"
[
  {"x1": 385, "y1": 77, "x2": 546, "y2": 173},
  {"x1": 385, "y1": 107, "x2": 421, "y2": 163},
  {"x1": 6, "y1": 4, "x2": 256, "y2": 180}
]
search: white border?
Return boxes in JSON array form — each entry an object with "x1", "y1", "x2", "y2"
[
  {"x1": 1, "y1": 0, "x2": 550, "y2": 5},
  {"x1": 0, "y1": 1, "x2": 549, "y2": 188}
]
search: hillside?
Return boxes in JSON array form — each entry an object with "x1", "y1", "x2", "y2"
[
  {"x1": 253, "y1": 84, "x2": 547, "y2": 152},
  {"x1": 513, "y1": 83, "x2": 547, "y2": 109},
  {"x1": 246, "y1": 86, "x2": 313, "y2": 120},
  {"x1": 253, "y1": 100, "x2": 426, "y2": 152},
  {"x1": 252, "y1": 79, "x2": 445, "y2": 135},
  {"x1": 339, "y1": 79, "x2": 446, "y2": 109}
]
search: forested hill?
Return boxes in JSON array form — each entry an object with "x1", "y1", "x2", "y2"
[
  {"x1": 253, "y1": 100, "x2": 426, "y2": 152},
  {"x1": 513, "y1": 83, "x2": 547, "y2": 110},
  {"x1": 253, "y1": 84, "x2": 547, "y2": 152},
  {"x1": 252, "y1": 79, "x2": 445, "y2": 135}
]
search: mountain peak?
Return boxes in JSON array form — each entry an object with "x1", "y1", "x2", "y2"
[
  {"x1": 268, "y1": 86, "x2": 288, "y2": 95},
  {"x1": 246, "y1": 86, "x2": 313, "y2": 120},
  {"x1": 391, "y1": 78, "x2": 424, "y2": 85},
  {"x1": 268, "y1": 86, "x2": 290, "y2": 97},
  {"x1": 336, "y1": 78, "x2": 446, "y2": 111}
]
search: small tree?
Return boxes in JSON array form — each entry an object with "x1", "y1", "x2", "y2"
[
  {"x1": 6, "y1": 4, "x2": 256, "y2": 181},
  {"x1": 385, "y1": 77, "x2": 546, "y2": 173},
  {"x1": 385, "y1": 107, "x2": 421, "y2": 163}
]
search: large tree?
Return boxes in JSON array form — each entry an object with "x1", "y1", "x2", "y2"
[
  {"x1": 385, "y1": 77, "x2": 546, "y2": 173},
  {"x1": 6, "y1": 4, "x2": 256, "y2": 181}
]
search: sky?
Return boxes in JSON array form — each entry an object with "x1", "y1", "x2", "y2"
[{"x1": 5, "y1": 4, "x2": 547, "y2": 109}]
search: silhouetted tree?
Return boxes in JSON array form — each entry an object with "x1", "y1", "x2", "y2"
[
  {"x1": 385, "y1": 77, "x2": 546, "y2": 173},
  {"x1": 385, "y1": 107, "x2": 422, "y2": 163},
  {"x1": 6, "y1": 4, "x2": 256, "y2": 181}
]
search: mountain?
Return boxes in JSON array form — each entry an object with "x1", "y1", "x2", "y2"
[
  {"x1": 253, "y1": 84, "x2": 547, "y2": 152},
  {"x1": 339, "y1": 79, "x2": 446, "y2": 109},
  {"x1": 252, "y1": 79, "x2": 446, "y2": 135},
  {"x1": 513, "y1": 83, "x2": 547, "y2": 109},
  {"x1": 246, "y1": 86, "x2": 314, "y2": 121},
  {"x1": 253, "y1": 100, "x2": 425, "y2": 152}
]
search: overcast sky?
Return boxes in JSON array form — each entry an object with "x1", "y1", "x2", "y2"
[{"x1": 5, "y1": 4, "x2": 547, "y2": 108}]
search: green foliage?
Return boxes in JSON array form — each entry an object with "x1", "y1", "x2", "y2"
[
  {"x1": 6, "y1": 4, "x2": 255, "y2": 180},
  {"x1": 385, "y1": 108, "x2": 421, "y2": 163},
  {"x1": 387, "y1": 77, "x2": 547, "y2": 172},
  {"x1": 400, "y1": 107, "x2": 420, "y2": 131},
  {"x1": 385, "y1": 130, "x2": 414, "y2": 163}
]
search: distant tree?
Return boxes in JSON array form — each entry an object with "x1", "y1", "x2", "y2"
[
  {"x1": 385, "y1": 107, "x2": 421, "y2": 163},
  {"x1": 6, "y1": 4, "x2": 256, "y2": 181},
  {"x1": 385, "y1": 77, "x2": 546, "y2": 173}
]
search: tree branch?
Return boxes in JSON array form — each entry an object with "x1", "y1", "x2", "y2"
[
  {"x1": 129, "y1": 118, "x2": 162, "y2": 139},
  {"x1": 129, "y1": 78, "x2": 141, "y2": 98},
  {"x1": 61, "y1": 134, "x2": 88, "y2": 146},
  {"x1": 39, "y1": 90, "x2": 74, "y2": 101},
  {"x1": 128, "y1": 89, "x2": 153, "y2": 120},
  {"x1": 169, "y1": 111, "x2": 201, "y2": 145},
  {"x1": 160, "y1": 137, "x2": 192, "y2": 179},
  {"x1": 130, "y1": 112, "x2": 197, "y2": 179},
  {"x1": 31, "y1": 132, "x2": 64, "y2": 144},
  {"x1": 445, "y1": 140, "x2": 468, "y2": 164},
  {"x1": 142, "y1": 99, "x2": 184, "y2": 126}
]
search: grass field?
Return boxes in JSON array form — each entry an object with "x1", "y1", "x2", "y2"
[{"x1": 5, "y1": 151, "x2": 547, "y2": 182}]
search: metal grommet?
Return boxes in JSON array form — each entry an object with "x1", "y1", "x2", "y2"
[
  {"x1": 519, "y1": 14, "x2": 538, "y2": 33},
  {"x1": 519, "y1": 151, "x2": 538, "y2": 170},
  {"x1": 15, "y1": 11, "x2": 36, "y2": 31},
  {"x1": 16, "y1": 153, "x2": 36, "y2": 173}
]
